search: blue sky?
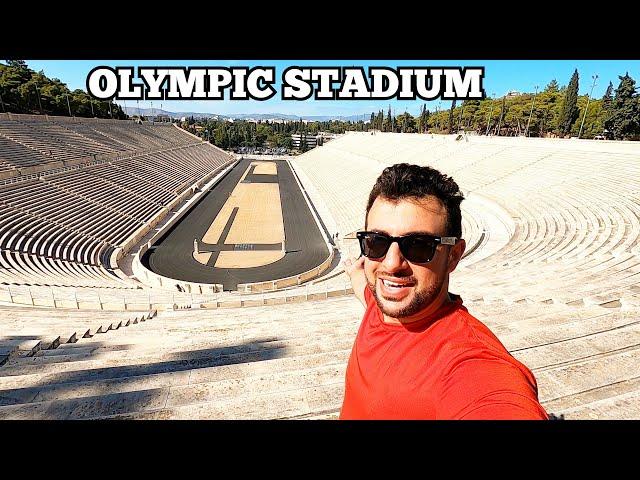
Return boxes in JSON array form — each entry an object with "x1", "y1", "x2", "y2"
[{"x1": 25, "y1": 60, "x2": 640, "y2": 117}]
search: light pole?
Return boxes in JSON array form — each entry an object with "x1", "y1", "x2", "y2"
[
  {"x1": 578, "y1": 74, "x2": 598, "y2": 139},
  {"x1": 525, "y1": 85, "x2": 539, "y2": 137},
  {"x1": 66, "y1": 93, "x2": 72, "y2": 117}
]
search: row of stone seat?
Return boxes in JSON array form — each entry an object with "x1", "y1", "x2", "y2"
[
  {"x1": 23, "y1": 116, "x2": 193, "y2": 151},
  {"x1": 293, "y1": 133, "x2": 640, "y2": 310},
  {"x1": 0, "y1": 122, "x2": 234, "y2": 291},
  {"x1": 0, "y1": 305, "x2": 155, "y2": 369},
  {"x1": 0, "y1": 119, "x2": 90, "y2": 165},
  {"x1": 0, "y1": 115, "x2": 202, "y2": 177},
  {"x1": 1, "y1": 296, "x2": 638, "y2": 419},
  {"x1": 0, "y1": 250, "x2": 128, "y2": 289}
]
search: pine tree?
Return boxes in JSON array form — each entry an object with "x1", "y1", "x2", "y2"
[
  {"x1": 448, "y1": 100, "x2": 456, "y2": 133},
  {"x1": 422, "y1": 106, "x2": 430, "y2": 133},
  {"x1": 558, "y1": 69, "x2": 580, "y2": 135},
  {"x1": 605, "y1": 73, "x2": 640, "y2": 140},
  {"x1": 545, "y1": 79, "x2": 559, "y2": 93},
  {"x1": 602, "y1": 82, "x2": 613, "y2": 115},
  {"x1": 496, "y1": 96, "x2": 506, "y2": 135}
]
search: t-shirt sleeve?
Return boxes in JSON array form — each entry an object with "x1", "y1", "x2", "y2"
[{"x1": 437, "y1": 349, "x2": 549, "y2": 420}]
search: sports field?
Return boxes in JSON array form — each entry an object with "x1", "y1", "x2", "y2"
[{"x1": 143, "y1": 158, "x2": 329, "y2": 289}]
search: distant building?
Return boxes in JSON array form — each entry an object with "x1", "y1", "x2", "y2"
[
  {"x1": 317, "y1": 132, "x2": 340, "y2": 141},
  {"x1": 505, "y1": 90, "x2": 522, "y2": 97},
  {"x1": 291, "y1": 133, "x2": 318, "y2": 149}
]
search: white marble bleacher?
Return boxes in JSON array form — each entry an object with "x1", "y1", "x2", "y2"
[
  {"x1": 282, "y1": 132, "x2": 640, "y2": 420},
  {"x1": 301, "y1": 134, "x2": 640, "y2": 309},
  {"x1": 0, "y1": 115, "x2": 234, "y2": 296},
  {"x1": 0, "y1": 305, "x2": 154, "y2": 368},
  {"x1": 88, "y1": 123, "x2": 165, "y2": 150},
  {"x1": 44, "y1": 170, "x2": 161, "y2": 224},
  {"x1": 449, "y1": 143, "x2": 640, "y2": 306},
  {"x1": 89, "y1": 162, "x2": 175, "y2": 206},
  {"x1": 3, "y1": 127, "x2": 640, "y2": 420},
  {"x1": 0, "y1": 119, "x2": 88, "y2": 164},
  {"x1": 55, "y1": 121, "x2": 130, "y2": 151},
  {"x1": 0, "y1": 135, "x2": 51, "y2": 173},
  {"x1": 0, "y1": 295, "x2": 639, "y2": 419},
  {"x1": 18, "y1": 119, "x2": 115, "y2": 157}
]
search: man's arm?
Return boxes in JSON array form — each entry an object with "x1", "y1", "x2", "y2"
[{"x1": 343, "y1": 256, "x2": 366, "y2": 307}]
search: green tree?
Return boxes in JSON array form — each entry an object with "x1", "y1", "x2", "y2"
[
  {"x1": 6, "y1": 60, "x2": 28, "y2": 69},
  {"x1": 602, "y1": 81, "x2": 614, "y2": 113},
  {"x1": 0, "y1": 61, "x2": 128, "y2": 119},
  {"x1": 558, "y1": 69, "x2": 580, "y2": 136},
  {"x1": 213, "y1": 125, "x2": 228, "y2": 149},
  {"x1": 605, "y1": 73, "x2": 640, "y2": 140},
  {"x1": 601, "y1": 81, "x2": 614, "y2": 136},
  {"x1": 396, "y1": 112, "x2": 416, "y2": 133},
  {"x1": 545, "y1": 79, "x2": 560, "y2": 93},
  {"x1": 448, "y1": 99, "x2": 456, "y2": 133},
  {"x1": 461, "y1": 99, "x2": 480, "y2": 130}
]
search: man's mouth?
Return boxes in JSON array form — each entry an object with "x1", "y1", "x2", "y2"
[
  {"x1": 378, "y1": 277, "x2": 415, "y2": 299},
  {"x1": 381, "y1": 278, "x2": 414, "y2": 289}
]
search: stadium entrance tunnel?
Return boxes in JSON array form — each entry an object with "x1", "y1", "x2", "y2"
[{"x1": 141, "y1": 158, "x2": 329, "y2": 291}]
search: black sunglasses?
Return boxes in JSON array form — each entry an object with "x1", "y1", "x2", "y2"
[{"x1": 356, "y1": 231, "x2": 457, "y2": 264}]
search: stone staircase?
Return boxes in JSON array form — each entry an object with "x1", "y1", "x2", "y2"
[{"x1": 0, "y1": 306, "x2": 156, "y2": 366}]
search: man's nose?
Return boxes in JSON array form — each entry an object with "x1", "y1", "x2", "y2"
[{"x1": 381, "y1": 241, "x2": 409, "y2": 272}]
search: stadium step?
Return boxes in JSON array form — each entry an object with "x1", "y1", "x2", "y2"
[
  {"x1": 542, "y1": 375, "x2": 640, "y2": 418},
  {"x1": 0, "y1": 359, "x2": 346, "y2": 419},
  {"x1": 2, "y1": 349, "x2": 349, "y2": 408},
  {"x1": 557, "y1": 389, "x2": 640, "y2": 420},
  {"x1": 0, "y1": 381, "x2": 346, "y2": 420},
  {"x1": 0, "y1": 333, "x2": 355, "y2": 388}
]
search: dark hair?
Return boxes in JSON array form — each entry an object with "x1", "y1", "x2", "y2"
[{"x1": 365, "y1": 163, "x2": 464, "y2": 238}]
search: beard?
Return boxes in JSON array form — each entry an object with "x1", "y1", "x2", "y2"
[{"x1": 367, "y1": 275, "x2": 444, "y2": 319}]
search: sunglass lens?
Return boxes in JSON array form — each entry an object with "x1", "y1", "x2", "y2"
[
  {"x1": 362, "y1": 233, "x2": 390, "y2": 258},
  {"x1": 401, "y1": 236, "x2": 437, "y2": 263}
]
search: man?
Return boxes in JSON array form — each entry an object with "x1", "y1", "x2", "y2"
[{"x1": 340, "y1": 163, "x2": 548, "y2": 420}]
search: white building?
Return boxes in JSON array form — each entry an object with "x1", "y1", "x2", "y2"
[{"x1": 291, "y1": 133, "x2": 318, "y2": 149}]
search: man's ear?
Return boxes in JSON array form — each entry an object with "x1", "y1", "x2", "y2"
[{"x1": 447, "y1": 239, "x2": 466, "y2": 274}]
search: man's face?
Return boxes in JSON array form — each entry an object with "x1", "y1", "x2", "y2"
[{"x1": 364, "y1": 195, "x2": 464, "y2": 324}]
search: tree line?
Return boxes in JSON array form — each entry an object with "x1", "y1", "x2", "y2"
[
  {"x1": 0, "y1": 60, "x2": 127, "y2": 119},
  {"x1": 367, "y1": 70, "x2": 640, "y2": 140},
  {"x1": 2, "y1": 60, "x2": 638, "y2": 142},
  {"x1": 189, "y1": 68, "x2": 639, "y2": 151},
  {"x1": 181, "y1": 116, "x2": 367, "y2": 150}
]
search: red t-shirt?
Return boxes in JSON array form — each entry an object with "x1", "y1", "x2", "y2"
[{"x1": 340, "y1": 286, "x2": 548, "y2": 420}]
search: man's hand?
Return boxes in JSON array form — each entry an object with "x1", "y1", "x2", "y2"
[{"x1": 343, "y1": 256, "x2": 367, "y2": 307}]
